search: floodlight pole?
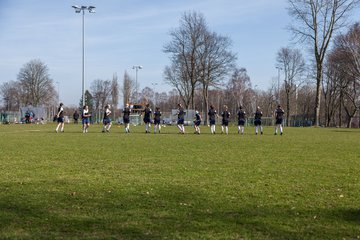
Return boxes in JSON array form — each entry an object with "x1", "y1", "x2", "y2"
[
  {"x1": 132, "y1": 65, "x2": 142, "y2": 103},
  {"x1": 72, "y1": 5, "x2": 96, "y2": 107}
]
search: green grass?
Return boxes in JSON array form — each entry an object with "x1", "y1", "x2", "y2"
[{"x1": 0, "y1": 123, "x2": 359, "y2": 239}]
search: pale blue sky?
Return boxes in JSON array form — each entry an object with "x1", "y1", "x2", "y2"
[{"x1": 1, "y1": 0, "x2": 294, "y2": 106}]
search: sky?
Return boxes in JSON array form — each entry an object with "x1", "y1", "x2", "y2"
[{"x1": 0, "y1": 0, "x2": 295, "y2": 106}]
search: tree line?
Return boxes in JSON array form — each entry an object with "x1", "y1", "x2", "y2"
[{"x1": 1, "y1": 1, "x2": 359, "y2": 127}]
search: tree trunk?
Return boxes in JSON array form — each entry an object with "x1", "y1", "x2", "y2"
[{"x1": 314, "y1": 63, "x2": 323, "y2": 126}]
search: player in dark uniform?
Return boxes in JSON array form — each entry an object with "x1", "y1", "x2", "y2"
[
  {"x1": 102, "y1": 105, "x2": 112, "y2": 133},
  {"x1": 274, "y1": 105, "x2": 285, "y2": 135},
  {"x1": 221, "y1": 105, "x2": 230, "y2": 135},
  {"x1": 55, "y1": 103, "x2": 64, "y2": 133},
  {"x1": 237, "y1": 106, "x2": 246, "y2": 134},
  {"x1": 177, "y1": 103, "x2": 186, "y2": 134},
  {"x1": 193, "y1": 110, "x2": 202, "y2": 134},
  {"x1": 254, "y1": 106, "x2": 263, "y2": 135},
  {"x1": 208, "y1": 105, "x2": 218, "y2": 134},
  {"x1": 82, "y1": 105, "x2": 91, "y2": 133},
  {"x1": 153, "y1": 107, "x2": 162, "y2": 134},
  {"x1": 123, "y1": 103, "x2": 131, "y2": 133},
  {"x1": 142, "y1": 103, "x2": 152, "y2": 133}
]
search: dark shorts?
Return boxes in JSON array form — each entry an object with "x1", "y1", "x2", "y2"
[
  {"x1": 254, "y1": 119, "x2": 261, "y2": 126},
  {"x1": 238, "y1": 119, "x2": 245, "y2": 126},
  {"x1": 194, "y1": 120, "x2": 201, "y2": 126},
  {"x1": 82, "y1": 118, "x2": 89, "y2": 124},
  {"x1": 154, "y1": 119, "x2": 161, "y2": 125},
  {"x1": 209, "y1": 119, "x2": 216, "y2": 125},
  {"x1": 103, "y1": 118, "x2": 111, "y2": 125},
  {"x1": 177, "y1": 118, "x2": 184, "y2": 125},
  {"x1": 276, "y1": 118, "x2": 283, "y2": 125},
  {"x1": 123, "y1": 116, "x2": 130, "y2": 124},
  {"x1": 57, "y1": 117, "x2": 64, "y2": 123},
  {"x1": 222, "y1": 120, "x2": 229, "y2": 126},
  {"x1": 144, "y1": 117, "x2": 151, "y2": 124}
]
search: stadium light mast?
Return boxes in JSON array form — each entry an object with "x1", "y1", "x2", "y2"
[
  {"x1": 132, "y1": 65, "x2": 143, "y2": 103},
  {"x1": 72, "y1": 5, "x2": 96, "y2": 107},
  {"x1": 276, "y1": 66, "x2": 282, "y2": 104}
]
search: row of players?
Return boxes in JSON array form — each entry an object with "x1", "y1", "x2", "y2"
[{"x1": 55, "y1": 103, "x2": 285, "y2": 135}]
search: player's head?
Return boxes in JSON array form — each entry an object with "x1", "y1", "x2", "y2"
[
  {"x1": 83, "y1": 105, "x2": 88, "y2": 110},
  {"x1": 277, "y1": 105, "x2": 281, "y2": 108},
  {"x1": 210, "y1": 105, "x2": 214, "y2": 109},
  {"x1": 178, "y1": 103, "x2": 182, "y2": 108},
  {"x1": 239, "y1": 105, "x2": 243, "y2": 110},
  {"x1": 59, "y1": 103, "x2": 63, "y2": 107},
  {"x1": 126, "y1": 103, "x2": 129, "y2": 107},
  {"x1": 146, "y1": 103, "x2": 150, "y2": 107},
  {"x1": 156, "y1": 107, "x2": 160, "y2": 111},
  {"x1": 257, "y1": 106, "x2": 260, "y2": 110},
  {"x1": 224, "y1": 105, "x2": 228, "y2": 110}
]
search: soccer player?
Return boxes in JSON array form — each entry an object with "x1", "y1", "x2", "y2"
[
  {"x1": 221, "y1": 105, "x2": 230, "y2": 135},
  {"x1": 142, "y1": 103, "x2": 152, "y2": 133},
  {"x1": 55, "y1": 103, "x2": 64, "y2": 133},
  {"x1": 177, "y1": 103, "x2": 186, "y2": 134},
  {"x1": 82, "y1": 105, "x2": 91, "y2": 133},
  {"x1": 237, "y1": 105, "x2": 246, "y2": 134},
  {"x1": 254, "y1": 106, "x2": 263, "y2": 135},
  {"x1": 193, "y1": 110, "x2": 202, "y2": 134},
  {"x1": 102, "y1": 105, "x2": 112, "y2": 133},
  {"x1": 208, "y1": 105, "x2": 218, "y2": 134},
  {"x1": 123, "y1": 103, "x2": 131, "y2": 133},
  {"x1": 153, "y1": 107, "x2": 162, "y2": 134},
  {"x1": 274, "y1": 105, "x2": 285, "y2": 135}
]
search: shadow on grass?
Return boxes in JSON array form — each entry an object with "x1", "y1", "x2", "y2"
[{"x1": 0, "y1": 185, "x2": 359, "y2": 239}]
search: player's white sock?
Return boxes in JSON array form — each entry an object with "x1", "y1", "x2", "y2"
[
  {"x1": 280, "y1": 125, "x2": 283, "y2": 133},
  {"x1": 255, "y1": 126, "x2": 258, "y2": 134},
  {"x1": 56, "y1": 123, "x2": 60, "y2": 132},
  {"x1": 238, "y1": 126, "x2": 240, "y2": 133},
  {"x1": 61, "y1": 125, "x2": 64, "y2": 132},
  {"x1": 226, "y1": 126, "x2": 228, "y2": 135},
  {"x1": 241, "y1": 126, "x2": 244, "y2": 134},
  {"x1": 177, "y1": 124, "x2": 182, "y2": 132},
  {"x1": 275, "y1": 126, "x2": 278, "y2": 134},
  {"x1": 158, "y1": 125, "x2": 161, "y2": 132},
  {"x1": 221, "y1": 126, "x2": 224, "y2": 133},
  {"x1": 182, "y1": 125, "x2": 185, "y2": 133},
  {"x1": 107, "y1": 124, "x2": 111, "y2": 131},
  {"x1": 260, "y1": 126, "x2": 263, "y2": 134}
]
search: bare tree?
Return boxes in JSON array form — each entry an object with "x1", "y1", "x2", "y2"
[
  {"x1": 122, "y1": 71, "x2": 134, "y2": 106},
  {"x1": 17, "y1": 59, "x2": 56, "y2": 107},
  {"x1": 276, "y1": 47, "x2": 306, "y2": 126},
  {"x1": 332, "y1": 23, "x2": 360, "y2": 127},
  {"x1": 199, "y1": 32, "x2": 237, "y2": 124},
  {"x1": 111, "y1": 73, "x2": 119, "y2": 119},
  {"x1": 90, "y1": 79, "x2": 111, "y2": 122},
  {"x1": 226, "y1": 68, "x2": 252, "y2": 115},
  {"x1": 164, "y1": 11, "x2": 208, "y2": 109},
  {"x1": 0, "y1": 81, "x2": 22, "y2": 111},
  {"x1": 288, "y1": 0, "x2": 359, "y2": 126}
]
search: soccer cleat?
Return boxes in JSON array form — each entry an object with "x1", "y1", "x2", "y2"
[
  {"x1": 274, "y1": 133, "x2": 277, "y2": 135},
  {"x1": 280, "y1": 132, "x2": 283, "y2": 135},
  {"x1": 261, "y1": 132, "x2": 263, "y2": 135}
]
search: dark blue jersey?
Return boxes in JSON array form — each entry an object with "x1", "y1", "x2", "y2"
[
  {"x1": 195, "y1": 113, "x2": 201, "y2": 121},
  {"x1": 123, "y1": 107, "x2": 131, "y2": 118},
  {"x1": 275, "y1": 108, "x2": 285, "y2": 119},
  {"x1": 221, "y1": 111, "x2": 230, "y2": 121},
  {"x1": 237, "y1": 110, "x2": 246, "y2": 121},
  {"x1": 254, "y1": 110, "x2": 262, "y2": 120},
  {"x1": 57, "y1": 107, "x2": 64, "y2": 118},
  {"x1": 178, "y1": 107, "x2": 185, "y2": 119},
  {"x1": 208, "y1": 109, "x2": 217, "y2": 121},
  {"x1": 143, "y1": 107, "x2": 152, "y2": 118},
  {"x1": 154, "y1": 110, "x2": 161, "y2": 121}
]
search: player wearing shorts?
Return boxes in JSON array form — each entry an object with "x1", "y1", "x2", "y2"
[
  {"x1": 82, "y1": 105, "x2": 91, "y2": 133},
  {"x1": 142, "y1": 103, "x2": 152, "y2": 133},
  {"x1": 55, "y1": 103, "x2": 64, "y2": 133},
  {"x1": 254, "y1": 106, "x2": 263, "y2": 135},
  {"x1": 193, "y1": 110, "x2": 202, "y2": 134},
  {"x1": 102, "y1": 105, "x2": 112, "y2": 133},
  {"x1": 123, "y1": 103, "x2": 131, "y2": 133},
  {"x1": 208, "y1": 105, "x2": 218, "y2": 134},
  {"x1": 237, "y1": 106, "x2": 246, "y2": 134},
  {"x1": 153, "y1": 107, "x2": 162, "y2": 134},
  {"x1": 177, "y1": 103, "x2": 186, "y2": 134},
  {"x1": 221, "y1": 105, "x2": 230, "y2": 135},
  {"x1": 274, "y1": 105, "x2": 285, "y2": 135}
]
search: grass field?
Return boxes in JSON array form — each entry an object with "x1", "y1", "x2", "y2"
[{"x1": 0, "y1": 123, "x2": 359, "y2": 239}]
